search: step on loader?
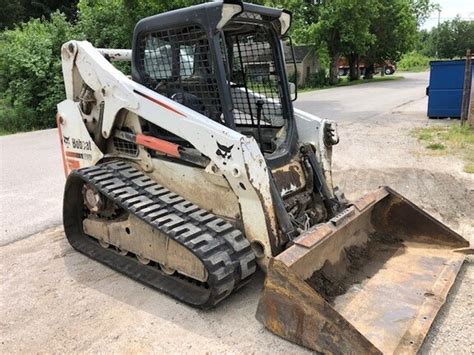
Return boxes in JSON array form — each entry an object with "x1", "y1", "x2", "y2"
[{"x1": 56, "y1": 1, "x2": 471, "y2": 353}]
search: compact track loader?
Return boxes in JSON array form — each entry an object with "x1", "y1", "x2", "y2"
[{"x1": 57, "y1": 1, "x2": 470, "y2": 353}]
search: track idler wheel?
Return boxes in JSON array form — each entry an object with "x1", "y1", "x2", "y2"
[
  {"x1": 160, "y1": 264, "x2": 176, "y2": 276},
  {"x1": 99, "y1": 240, "x2": 110, "y2": 248},
  {"x1": 136, "y1": 255, "x2": 151, "y2": 265},
  {"x1": 116, "y1": 247, "x2": 128, "y2": 256}
]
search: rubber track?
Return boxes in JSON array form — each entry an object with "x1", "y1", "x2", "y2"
[{"x1": 64, "y1": 161, "x2": 256, "y2": 308}]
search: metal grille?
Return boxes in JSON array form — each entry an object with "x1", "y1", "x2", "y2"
[
  {"x1": 113, "y1": 137, "x2": 138, "y2": 156},
  {"x1": 137, "y1": 25, "x2": 223, "y2": 123},
  {"x1": 228, "y1": 26, "x2": 284, "y2": 127}
]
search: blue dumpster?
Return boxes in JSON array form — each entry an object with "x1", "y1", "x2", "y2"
[{"x1": 427, "y1": 59, "x2": 473, "y2": 119}]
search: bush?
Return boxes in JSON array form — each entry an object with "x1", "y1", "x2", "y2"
[
  {"x1": 0, "y1": 1, "x2": 204, "y2": 134},
  {"x1": 0, "y1": 13, "x2": 77, "y2": 132},
  {"x1": 76, "y1": 0, "x2": 200, "y2": 48},
  {"x1": 397, "y1": 51, "x2": 433, "y2": 72},
  {"x1": 76, "y1": 0, "x2": 133, "y2": 48},
  {"x1": 288, "y1": 70, "x2": 299, "y2": 85},
  {"x1": 304, "y1": 69, "x2": 331, "y2": 88}
]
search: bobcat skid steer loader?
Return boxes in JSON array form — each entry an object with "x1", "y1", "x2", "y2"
[{"x1": 57, "y1": 1, "x2": 470, "y2": 353}]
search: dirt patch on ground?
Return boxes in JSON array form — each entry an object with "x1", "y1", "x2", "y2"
[
  {"x1": 339, "y1": 168, "x2": 473, "y2": 209},
  {"x1": 2, "y1": 169, "x2": 471, "y2": 354},
  {"x1": 334, "y1": 168, "x2": 474, "y2": 241}
]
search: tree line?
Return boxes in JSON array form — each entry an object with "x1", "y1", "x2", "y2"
[
  {"x1": 416, "y1": 16, "x2": 474, "y2": 59},
  {"x1": 267, "y1": 0, "x2": 418, "y2": 84},
  {"x1": 0, "y1": 0, "x2": 469, "y2": 133}
]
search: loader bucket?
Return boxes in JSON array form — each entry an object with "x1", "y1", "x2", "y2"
[{"x1": 256, "y1": 187, "x2": 470, "y2": 354}]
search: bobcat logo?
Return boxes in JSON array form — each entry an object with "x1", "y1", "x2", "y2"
[
  {"x1": 63, "y1": 136, "x2": 70, "y2": 147},
  {"x1": 216, "y1": 142, "x2": 234, "y2": 165}
]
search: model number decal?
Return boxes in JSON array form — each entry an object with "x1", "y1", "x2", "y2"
[
  {"x1": 64, "y1": 136, "x2": 92, "y2": 151},
  {"x1": 72, "y1": 138, "x2": 91, "y2": 151}
]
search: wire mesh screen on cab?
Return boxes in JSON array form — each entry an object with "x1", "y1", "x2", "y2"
[
  {"x1": 227, "y1": 25, "x2": 284, "y2": 128},
  {"x1": 137, "y1": 25, "x2": 224, "y2": 123},
  {"x1": 136, "y1": 22, "x2": 285, "y2": 129}
]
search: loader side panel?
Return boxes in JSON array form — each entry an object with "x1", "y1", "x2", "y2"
[{"x1": 57, "y1": 100, "x2": 104, "y2": 176}]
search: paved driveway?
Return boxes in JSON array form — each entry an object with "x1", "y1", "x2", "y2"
[
  {"x1": 296, "y1": 72, "x2": 429, "y2": 122},
  {"x1": 0, "y1": 129, "x2": 64, "y2": 245}
]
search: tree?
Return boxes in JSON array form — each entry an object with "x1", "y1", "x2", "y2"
[
  {"x1": 26, "y1": 0, "x2": 78, "y2": 21},
  {"x1": 415, "y1": 29, "x2": 436, "y2": 56},
  {"x1": 0, "y1": 0, "x2": 25, "y2": 29},
  {"x1": 410, "y1": 0, "x2": 438, "y2": 27},
  {"x1": 76, "y1": 0, "x2": 201, "y2": 49},
  {"x1": 435, "y1": 16, "x2": 474, "y2": 58},
  {"x1": 265, "y1": 0, "x2": 321, "y2": 42},
  {"x1": 0, "y1": 13, "x2": 77, "y2": 131},
  {"x1": 0, "y1": 0, "x2": 204, "y2": 132},
  {"x1": 307, "y1": 0, "x2": 377, "y2": 84},
  {"x1": 0, "y1": 0, "x2": 78, "y2": 29},
  {"x1": 364, "y1": 0, "x2": 417, "y2": 79}
]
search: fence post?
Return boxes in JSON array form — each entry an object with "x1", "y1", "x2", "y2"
[
  {"x1": 460, "y1": 49, "x2": 472, "y2": 126},
  {"x1": 469, "y1": 63, "x2": 474, "y2": 129}
]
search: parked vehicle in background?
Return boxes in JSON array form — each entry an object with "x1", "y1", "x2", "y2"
[{"x1": 338, "y1": 57, "x2": 396, "y2": 76}]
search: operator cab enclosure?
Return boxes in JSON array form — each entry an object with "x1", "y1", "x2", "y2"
[{"x1": 131, "y1": 1, "x2": 297, "y2": 165}]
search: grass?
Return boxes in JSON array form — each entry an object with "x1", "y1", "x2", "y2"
[
  {"x1": 413, "y1": 124, "x2": 474, "y2": 173},
  {"x1": 299, "y1": 75, "x2": 404, "y2": 93},
  {"x1": 0, "y1": 129, "x2": 12, "y2": 136},
  {"x1": 397, "y1": 67, "x2": 429, "y2": 73},
  {"x1": 464, "y1": 163, "x2": 474, "y2": 174},
  {"x1": 426, "y1": 143, "x2": 446, "y2": 150},
  {"x1": 418, "y1": 132, "x2": 433, "y2": 141}
]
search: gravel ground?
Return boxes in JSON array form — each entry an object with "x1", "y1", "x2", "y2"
[
  {"x1": 0, "y1": 226, "x2": 305, "y2": 354},
  {"x1": 1, "y1": 74, "x2": 473, "y2": 353},
  {"x1": 332, "y1": 98, "x2": 474, "y2": 354},
  {"x1": 1, "y1": 228, "x2": 471, "y2": 353}
]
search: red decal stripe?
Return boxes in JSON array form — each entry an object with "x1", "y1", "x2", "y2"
[
  {"x1": 56, "y1": 113, "x2": 69, "y2": 177},
  {"x1": 136, "y1": 134, "x2": 181, "y2": 158},
  {"x1": 134, "y1": 90, "x2": 186, "y2": 117},
  {"x1": 66, "y1": 151, "x2": 82, "y2": 159},
  {"x1": 67, "y1": 159, "x2": 80, "y2": 170}
]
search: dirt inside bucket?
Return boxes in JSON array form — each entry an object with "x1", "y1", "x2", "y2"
[
  {"x1": 304, "y1": 228, "x2": 465, "y2": 353},
  {"x1": 307, "y1": 232, "x2": 406, "y2": 304}
]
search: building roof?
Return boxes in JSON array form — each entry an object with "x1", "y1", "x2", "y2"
[
  {"x1": 283, "y1": 45, "x2": 313, "y2": 63},
  {"x1": 233, "y1": 41, "x2": 314, "y2": 64}
]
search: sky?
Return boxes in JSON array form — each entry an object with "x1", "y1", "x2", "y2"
[{"x1": 421, "y1": 0, "x2": 474, "y2": 30}]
